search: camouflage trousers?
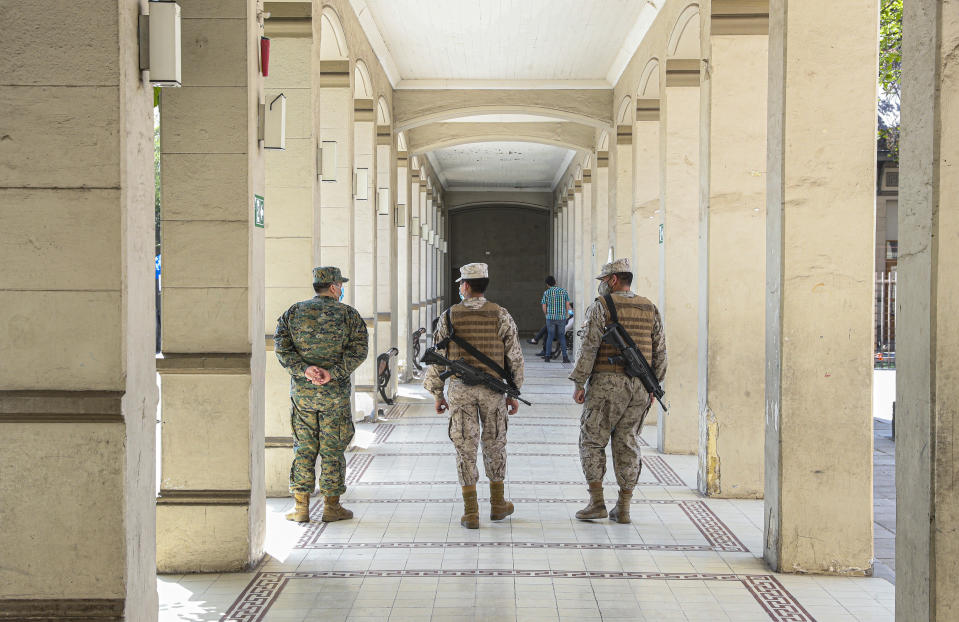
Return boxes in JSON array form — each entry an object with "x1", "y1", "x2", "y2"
[
  {"x1": 447, "y1": 380, "x2": 509, "y2": 486},
  {"x1": 289, "y1": 395, "x2": 354, "y2": 496},
  {"x1": 579, "y1": 373, "x2": 652, "y2": 491}
]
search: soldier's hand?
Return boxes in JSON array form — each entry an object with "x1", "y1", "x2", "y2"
[
  {"x1": 573, "y1": 388, "x2": 586, "y2": 404},
  {"x1": 305, "y1": 366, "x2": 331, "y2": 385},
  {"x1": 435, "y1": 397, "x2": 449, "y2": 414},
  {"x1": 506, "y1": 397, "x2": 519, "y2": 415}
]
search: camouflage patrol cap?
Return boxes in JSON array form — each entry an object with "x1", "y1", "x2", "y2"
[
  {"x1": 596, "y1": 258, "x2": 631, "y2": 279},
  {"x1": 455, "y1": 262, "x2": 489, "y2": 281},
  {"x1": 313, "y1": 266, "x2": 349, "y2": 284}
]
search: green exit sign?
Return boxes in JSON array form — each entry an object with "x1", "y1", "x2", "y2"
[{"x1": 254, "y1": 194, "x2": 265, "y2": 228}]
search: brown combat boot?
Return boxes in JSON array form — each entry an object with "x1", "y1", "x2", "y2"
[
  {"x1": 608, "y1": 489, "x2": 633, "y2": 524},
  {"x1": 461, "y1": 485, "x2": 480, "y2": 529},
  {"x1": 285, "y1": 492, "x2": 310, "y2": 522},
  {"x1": 321, "y1": 495, "x2": 354, "y2": 522},
  {"x1": 574, "y1": 481, "x2": 608, "y2": 520},
  {"x1": 489, "y1": 481, "x2": 514, "y2": 521}
]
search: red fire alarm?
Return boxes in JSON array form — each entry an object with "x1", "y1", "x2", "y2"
[{"x1": 260, "y1": 36, "x2": 271, "y2": 76}]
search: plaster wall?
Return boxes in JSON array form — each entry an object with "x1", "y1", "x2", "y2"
[
  {"x1": 763, "y1": 0, "x2": 876, "y2": 574},
  {"x1": 0, "y1": 1, "x2": 157, "y2": 617},
  {"x1": 897, "y1": 1, "x2": 959, "y2": 615}
]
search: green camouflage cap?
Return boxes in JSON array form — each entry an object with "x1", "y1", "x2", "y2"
[
  {"x1": 313, "y1": 266, "x2": 349, "y2": 284},
  {"x1": 596, "y1": 258, "x2": 631, "y2": 279}
]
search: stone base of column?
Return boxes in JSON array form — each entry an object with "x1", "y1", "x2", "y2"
[
  {"x1": 156, "y1": 495, "x2": 260, "y2": 573},
  {"x1": 265, "y1": 442, "x2": 293, "y2": 497}
]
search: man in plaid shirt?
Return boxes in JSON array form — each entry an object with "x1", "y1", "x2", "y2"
[{"x1": 539, "y1": 276, "x2": 571, "y2": 363}]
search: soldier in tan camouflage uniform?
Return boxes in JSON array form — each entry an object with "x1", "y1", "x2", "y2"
[
  {"x1": 424, "y1": 262, "x2": 525, "y2": 529},
  {"x1": 274, "y1": 266, "x2": 369, "y2": 523},
  {"x1": 569, "y1": 258, "x2": 667, "y2": 523}
]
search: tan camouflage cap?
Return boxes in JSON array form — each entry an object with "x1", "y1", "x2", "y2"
[
  {"x1": 313, "y1": 266, "x2": 349, "y2": 284},
  {"x1": 455, "y1": 262, "x2": 489, "y2": 281},
  {"x1": 596, "y1": 258, "x2": 631, "y2": 279}
]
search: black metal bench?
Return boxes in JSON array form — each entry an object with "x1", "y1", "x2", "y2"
[
  {"x1": 376, "y1": 347, "x2": 399, "y2": 406},
  {"x1": 411, "y1": 327, "x2": 426, "y2": 372}
]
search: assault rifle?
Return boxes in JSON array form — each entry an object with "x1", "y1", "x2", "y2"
[
  {"x1": 601, "y1": 294, "x2": 667, "y2": 411},
  {"x1": 421, "y1": 347, "x2": 531, "y2": 406}
]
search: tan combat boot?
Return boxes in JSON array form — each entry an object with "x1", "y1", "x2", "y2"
[
  {"x1": 608, "y1": 489, "x2": 632, "y2": 524},
  {"x1": 321, "y1": 495, "x2": 354, "y2": 522},
  {"x1": 489, "y1": 481, "x2": 514, "y2": 521},
  {"x1": 574, "y1": 481, "x2": 608, "y2": 520},
  {"x1": 461, "y1": 485, "x2": 480, "y2": 529},
  {"x1": 285, "y1": 492, "x2": 310, "y2": 522}
]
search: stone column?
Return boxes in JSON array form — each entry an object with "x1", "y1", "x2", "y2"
[
  {"x1": 317, "y1": 61, "x2": 353, "y2": 279},
  {"x1": 352, "y1": 99, "x2": 377, "y2": 416},
  {"x1": 0, "y1": 1, "x2": 157, "y2": 617},
  {"x1": 572, "y1": 182, "x2": 584, "y2": 346},
  {"x1": 615, "y1": 124, "x2": 633, "y2": 259},
  {"x1": 658, "y1": 58, "x2": 701, "y2": 455},
  {"x1": 395, "y1": 152, "x2": 413, "y2": 380},
  {"x1": 696, "y1": 2, "x2": 768, "y2": 498},
  {"x1": 263, "y1": 33, "x2": 315, "y2": 496},
  {"x1": 410, "y1": 174, "x2": 422, "y2": 337},
  {"x1": 578, "y1": 170, "x2": 595, "y2": 349},
  {"x1": 764, "y1": 0, "x2": 876, "y2": 574},
  {"x1": 156, "y1": 1, "x2": 265, "y2": 572},
  {"x1": 631, "y1": 99, "x2": 661, "y2": 426},
  {"x1": 594, "y1": 152, "x2": 611, "y2": 266},
  {"x1": 375, "y1": 125, "x2": 395, "y2": 397},
  {"x1": 897, "y1": 1, "x2": 959, "y2": 613},
  {"x1": 419, "y1": 183, "x2": 428, "y2": 332}
]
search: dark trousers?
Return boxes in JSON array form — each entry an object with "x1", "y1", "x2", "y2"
[
  {"x1": 545, "y1": 318, "x2": 568, "y2": 360},
  {"x1": 531, "y1": 325, "x2": 547, "y2": 343}
]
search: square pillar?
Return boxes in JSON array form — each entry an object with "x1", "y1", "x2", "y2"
[
  {"x1": 0, "y1": 1, "x2": 157, "y2": 617},
  {"x1": 352, "y1": 101, "x2": 378, "y2": 414},
  {"x1": 614, "y1": 124, "x2": 633, "y2": 259},
  {"x1": 897, "y1": 1, "x2": 959, "y2": 614},
  {"x1": 594, "y1": 153, "x2": 611, "y2": 266},
  {"x1": 395, "y1": 152, "x2": 412, "y2": 381},
  {"x1": 263, "y1": 34, "x2": 314, "y2": 496},
  {"x1": 697, "y1": 3, "x2": 768, "y2": 498},
  {"x1": 156, "y1": 1, "x2": 266, "y2": 572},
  {"x1": 764, "y1": 0, "x2": 876, "y2": 574},
  {"x1": 659, "y1": 58, "x2": 702, "y2": 454},
  {"x1": 577, "y1": 171, "x2": 595, "y2": 352}
]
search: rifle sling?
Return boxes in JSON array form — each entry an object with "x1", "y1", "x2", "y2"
[{"x1": 436, "y1": 307, "x2": 518, "y2": 391}]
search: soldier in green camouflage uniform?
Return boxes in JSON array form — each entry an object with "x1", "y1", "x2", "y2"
[
  {"x1": 274, "y1": 266, "x2": 369, "y2": 523},
  {"x1": 569, "y1": 258, "x2": 667, "y2": 524}
]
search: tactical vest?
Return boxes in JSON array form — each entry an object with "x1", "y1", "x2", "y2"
[
  {"x1": 593, "y1": 295, "x2": 656, "y2": 374},
  {"x1": 445, "y1": 302, "x2": 505, "y2": 377}
]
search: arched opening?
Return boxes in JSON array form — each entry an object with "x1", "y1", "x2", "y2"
[{"x1": 668, "y1": 4, "x2": 701, "y2": 58}]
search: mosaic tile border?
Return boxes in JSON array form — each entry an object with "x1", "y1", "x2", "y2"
[
  {"x1": 382, "y1": 404, "x2": 410, "y2": 419},
  {"x1": 364, "y1": 421, "x2": 650, "y2": 445},
  {"x1": 350, "y1": 479, "x2": 673, "y2": 487},
  {"x1": 300, "y1": 541, "x2": 715, "y2": 552},
  {"x1": 222, "y1": 571, "x2": 812, "y2": 622}
]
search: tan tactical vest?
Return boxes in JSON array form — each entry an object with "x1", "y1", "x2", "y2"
[
  {"x1": 446, "y1": 302, "x2": 506, "y2": 377},
  {"x1": 593, "y1": 295, "x2": 656, "y2": 374}
]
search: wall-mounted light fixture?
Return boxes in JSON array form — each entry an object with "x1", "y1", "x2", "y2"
[
  {"x1": 395, "y1": 204, "x2": 406, "y2": 227},
  {"x1": 377, "y1": 188, "x2": 390, "y2": 216},
  {"x1": 411, "y1": 216, "x2": 420, "y2": 232},
  {"x1": 354, "y1": 169, "x2": 369, "y2": 200},
  {"x1": 258, "y1": 93, "x2": 286, "y2": 149},
  {"x1": 139, "y1": 1, "x2": 182, "y2": 86},
  {"x1": 421, "y1": 224, "x2": 429, "y2": 239},
  {"x1": 320, "y1": 141, "x2": 336, "y2": 181}
]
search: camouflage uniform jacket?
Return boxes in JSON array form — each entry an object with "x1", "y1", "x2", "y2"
[
  {"x1": 569, "y1": 290, "x2": 667, "y2": 391},
  {"x1": 274, "y1": 295, "x2": 369, "y2": 404},
  {"x1": 423, "y1": 296, "x2": 525, "y2": 400}
]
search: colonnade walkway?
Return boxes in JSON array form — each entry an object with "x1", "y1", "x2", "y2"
[{"x1": 158, "y1": 344, "x2": 893, "y2": 621}]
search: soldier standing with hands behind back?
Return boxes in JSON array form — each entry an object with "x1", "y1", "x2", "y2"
[
  {"x1": 569, "y1": 259, "x2": 667, "y2": 523},
  {"x1": 424, "y1": 262, "x2": 525, "y2": 529},
  {"x1": 274, "y1": 266, "x2": 369, "y2": 523}
]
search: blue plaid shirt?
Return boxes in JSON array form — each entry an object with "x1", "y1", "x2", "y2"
[{"x1": 541, "y1": 286, "x2": 570, "y2": 321}]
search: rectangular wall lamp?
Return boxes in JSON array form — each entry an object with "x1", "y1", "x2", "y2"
[
  {"x1": 139, "y1": 1, "x2": 182, "y2": 86},
  {"x1": 421, "y1": 224, "x2": 429, "y2": 239},
  {"x1": 354, "y1": 169, "x2": 369, "y2": 200},
  {"x1": 395, "y1": 204, "x2": 406, "y2": 226},
  {"x1": 411, "y1": 216, "x2": 420, "y2": 233},
  {"x1": 377, "y1": 188, "x2": 390, "y2": 216}
]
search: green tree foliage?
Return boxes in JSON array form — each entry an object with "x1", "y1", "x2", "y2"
[{"x1": 878, "y1": 0, "x2": 901, "y2": 159}]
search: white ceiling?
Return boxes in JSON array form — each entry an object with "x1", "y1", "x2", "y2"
[
  {"x1": 352, "y1": 0, "x2": 660, "y2": 87},
  {"x1": 428, "y1": 143, "x2": 574, "y2": 191}
]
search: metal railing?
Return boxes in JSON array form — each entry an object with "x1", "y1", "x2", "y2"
[{"x1": 875, "y1": 271, "x2": 896, "y2": 368}]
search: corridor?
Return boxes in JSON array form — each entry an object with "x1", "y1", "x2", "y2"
[{"x1": 158, "y1": 345, "x2": 893, "y2": 622}]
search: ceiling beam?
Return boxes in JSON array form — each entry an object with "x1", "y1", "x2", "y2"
[{"x1": 406, "y1": 122, "x2": 595, "y2": 155}]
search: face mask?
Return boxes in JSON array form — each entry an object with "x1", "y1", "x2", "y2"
[
  {"x1": 598, "y1": 280, "x2": 611, "y2": 297},
  {"x1": 458, "y1": 284, "x2": 466, "y2": 301},
  {"x1": 338, "y1": 284, "x2": 345, "y2": 302},
  {"x1": 568, "y1": 309, "x2": 574, "y2": 316}
]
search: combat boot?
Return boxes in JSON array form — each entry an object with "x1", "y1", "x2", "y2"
[
  {"x1": 574, "y1": 481, "x2": 608, "y2": 520},
  {"x1": 461, "y1": 485, "x2": 480, "y2": 529},
  {"x1": 489, "y1": 481, "x2": 514, "y2": 521},
  {"x1": 608, "y1": 489, "x2": 633, "y2": 524},
  {"x1": 285, "y1": 492, "x2": 310, "y2": 523},
  {"x1": 321, "y1": 495, "x2": 354, "y2": 522}
]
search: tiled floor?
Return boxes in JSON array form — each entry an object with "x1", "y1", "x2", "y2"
[{"x1": 159, "y1": 344, "x2": 894, "y2": 621}]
